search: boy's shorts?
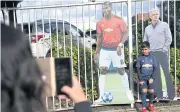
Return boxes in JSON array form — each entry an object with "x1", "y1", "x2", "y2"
[{"x1": 140, "y1": 76, "x2": 154, "y2": 90}]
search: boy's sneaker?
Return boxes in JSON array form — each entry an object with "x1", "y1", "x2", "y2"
[
  {"x1": 149, "y1": 104, "x2": 155, "y2": 111},
  {"x1": 141, "y1": 107, "x2": 147, "y2": 112}
]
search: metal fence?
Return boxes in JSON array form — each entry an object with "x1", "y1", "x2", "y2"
[{"x1": 1, "y1": 0, "x2": 179, "y2": 111}]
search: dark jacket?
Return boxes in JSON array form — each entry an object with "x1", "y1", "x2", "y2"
[{"x1": 136, "y1": 52, "x2": 157, "y2": 81}]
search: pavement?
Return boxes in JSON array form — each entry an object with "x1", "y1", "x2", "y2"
[
  {"x1": 50, "y1": 100, "x2": 180, "y2": 112},
  {"x1": 98, "y1": 105, "x2": 180, "y2": 112}
]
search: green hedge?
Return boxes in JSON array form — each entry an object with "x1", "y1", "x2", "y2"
[{"x1": 170, "y1": 48, "x2": 180, "y2": 85}]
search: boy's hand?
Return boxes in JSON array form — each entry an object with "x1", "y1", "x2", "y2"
[
  {"x1": 149, "y1": 78, "x2": 153, "y2": 84},
  {"x1": 139, "y1": 81, "x2": 144, "y2": 85}
]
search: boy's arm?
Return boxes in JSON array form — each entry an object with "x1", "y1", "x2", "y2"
[
  {"x1": 152, "y1": 55, "x2": 158, "y2": 79},
  {"x1": 136, "y1": 57, "x2": 143, "y2": 81}
]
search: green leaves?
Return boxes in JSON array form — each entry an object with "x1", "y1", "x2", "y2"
[{"x1": 170, "y1": 48, "x2": 180, "y2": 85}]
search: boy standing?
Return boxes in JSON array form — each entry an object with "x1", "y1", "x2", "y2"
[{"x1": 136, "y1": 41, "x2": 157, "y2": 112}]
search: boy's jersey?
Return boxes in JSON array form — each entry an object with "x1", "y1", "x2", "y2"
[
  {"x1": 136, "y1": 53, "x2": 157, "y2": 77},
  {"x1": 97, "y1": 15, "x2": 127, "y2": 48}
]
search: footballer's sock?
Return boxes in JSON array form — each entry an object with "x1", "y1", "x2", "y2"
[{"x1": 98, "y1": 74, "x2": 106, "y2": 100}]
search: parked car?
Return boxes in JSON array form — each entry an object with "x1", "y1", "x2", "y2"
[
  {"x1": 85, "y1": 30, "x2": 97, "y2": 40},
  {"x1": 18, "y1": 19, "x2": 97, "y2": 57}
]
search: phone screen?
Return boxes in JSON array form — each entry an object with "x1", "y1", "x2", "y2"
[{"x1": 55, "y1": 57, "x2": 72, "y2": 95}]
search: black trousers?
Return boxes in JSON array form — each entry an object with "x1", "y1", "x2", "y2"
[{"x1": 152, "y1": 51, "x2": 175, "y2": 100}]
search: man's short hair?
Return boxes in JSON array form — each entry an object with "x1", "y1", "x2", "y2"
[
  {"x1": 102, "y1": 1, "x2": 112, "y2": 9},
  {"x1": 142, "y1": 41, "x2": 150, "y2": 48},
  {"x1": 149, "y1": 8, "x2": 159, "y2": 17}
]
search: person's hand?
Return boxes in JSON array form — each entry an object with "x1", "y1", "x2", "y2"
[
  {"x1": 94, "y1": 53, "x2": 99, "y2": 63},
  {"x1": 139, "y1": 81, "x2": 144, "y2": 85},
  {"x1": 60, "y1": 76, "x2": 86, "y2": 103},
  {"x1": 149, "y1": 78, "x2": 153, "y2": 84},
  {"x1": 116, "y1": 46, "x2": 122, "y2": 56}
]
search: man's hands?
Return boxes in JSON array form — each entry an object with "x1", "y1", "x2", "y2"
[
  {"x1": 139, "y1": 81, "x2": 144, "y2": 85},
  {"x1": 116, "y1": 46, "x2": 122, "y2": 56},
  {"x1": 60, "y1": 76, "x2": 86, "y2": 103},
  {"x1": 149, "y1": 78, "x2": 153, "y2": 84}
]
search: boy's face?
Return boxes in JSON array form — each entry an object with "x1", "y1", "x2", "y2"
[{"x1": 143, "y1": 48, "x2": 150, "y2": 55}]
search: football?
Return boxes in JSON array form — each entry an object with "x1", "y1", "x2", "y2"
[{"x1": 101, "y1": 92, "x2": 113, "y2": 103}]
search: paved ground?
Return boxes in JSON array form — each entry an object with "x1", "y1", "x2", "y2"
[
  {"x1": 53, "y1": 100, "x2": 180, "y2": 112},
  {"x1": 99, "y1": 105, "x2": 180, "y2": 112}
]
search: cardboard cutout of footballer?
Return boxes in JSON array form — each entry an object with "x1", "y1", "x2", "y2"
[{"x1": 94, "y1": 1, "x2": 134, "y2": 104}]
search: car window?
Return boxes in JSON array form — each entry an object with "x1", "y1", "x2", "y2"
[
  {"x1": 51, "y1": 22, "x2": 66, "y2": 34},
  {"x1": 65, "y1": 23, "x2": 81, "y2": 37},
  {"x1": 37, "y1": 23, "x2": 50, "y2": 33},
  {"x1": 32, "y1": 23, "x2": 43, "y2": 33},
  {"x1": 71, "y1": 25, "x2": 81, "y2": 37},
  {"x1": 44, "y1": 23, "x2": 51, "y2": 33}
]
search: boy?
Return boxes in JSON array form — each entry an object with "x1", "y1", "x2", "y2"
[{"x1": 136, "y1": 41, "x2": 157, "y2": 112}]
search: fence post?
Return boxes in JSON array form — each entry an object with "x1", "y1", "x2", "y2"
[{"x1": 127, "y1": 0, "x2": 134, "y2": 108}]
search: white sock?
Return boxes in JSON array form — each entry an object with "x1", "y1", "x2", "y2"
[
  {"x1": 121, "y1": 72, "x2": 130, "y2": 90},
  {"x1": 98, "y1": 75, "x2": 106, "y2": 100}
]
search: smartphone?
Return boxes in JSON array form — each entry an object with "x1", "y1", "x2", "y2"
[
  {"x1": 36, "y1": 57, "x2": 72, "y2": 97},
  {"x1": 55, "y1": 57, "x2": 72, "y2": 95}
]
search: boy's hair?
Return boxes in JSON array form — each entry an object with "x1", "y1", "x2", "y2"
[{"x1": 142, "y1": 41, "x2": 150, "y2": 48}]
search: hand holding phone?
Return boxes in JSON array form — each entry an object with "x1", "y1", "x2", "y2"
[
  {"x1": 36, "y1": 57, "x2": 72, "y2": 97},
  {"x1": 60, "y1": 76, "x2": 86, "y2": 103}
]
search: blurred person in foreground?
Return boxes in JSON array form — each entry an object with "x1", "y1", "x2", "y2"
[{"x1": 1, "y1": 23, "x2": 92, "y2": 112}]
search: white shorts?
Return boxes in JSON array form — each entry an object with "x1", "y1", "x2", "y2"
[{"x1": 99, "y1": 46, "x2": 126, "y2": 68}]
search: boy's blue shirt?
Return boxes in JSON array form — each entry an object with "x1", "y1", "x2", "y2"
[{"x1": 136, "y1": 52, "x2": 157, "y2": 81}]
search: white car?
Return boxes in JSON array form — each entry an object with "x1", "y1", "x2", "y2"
[{"x1": 19, "y1": 19, "x2": 96, "y2": 57}]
